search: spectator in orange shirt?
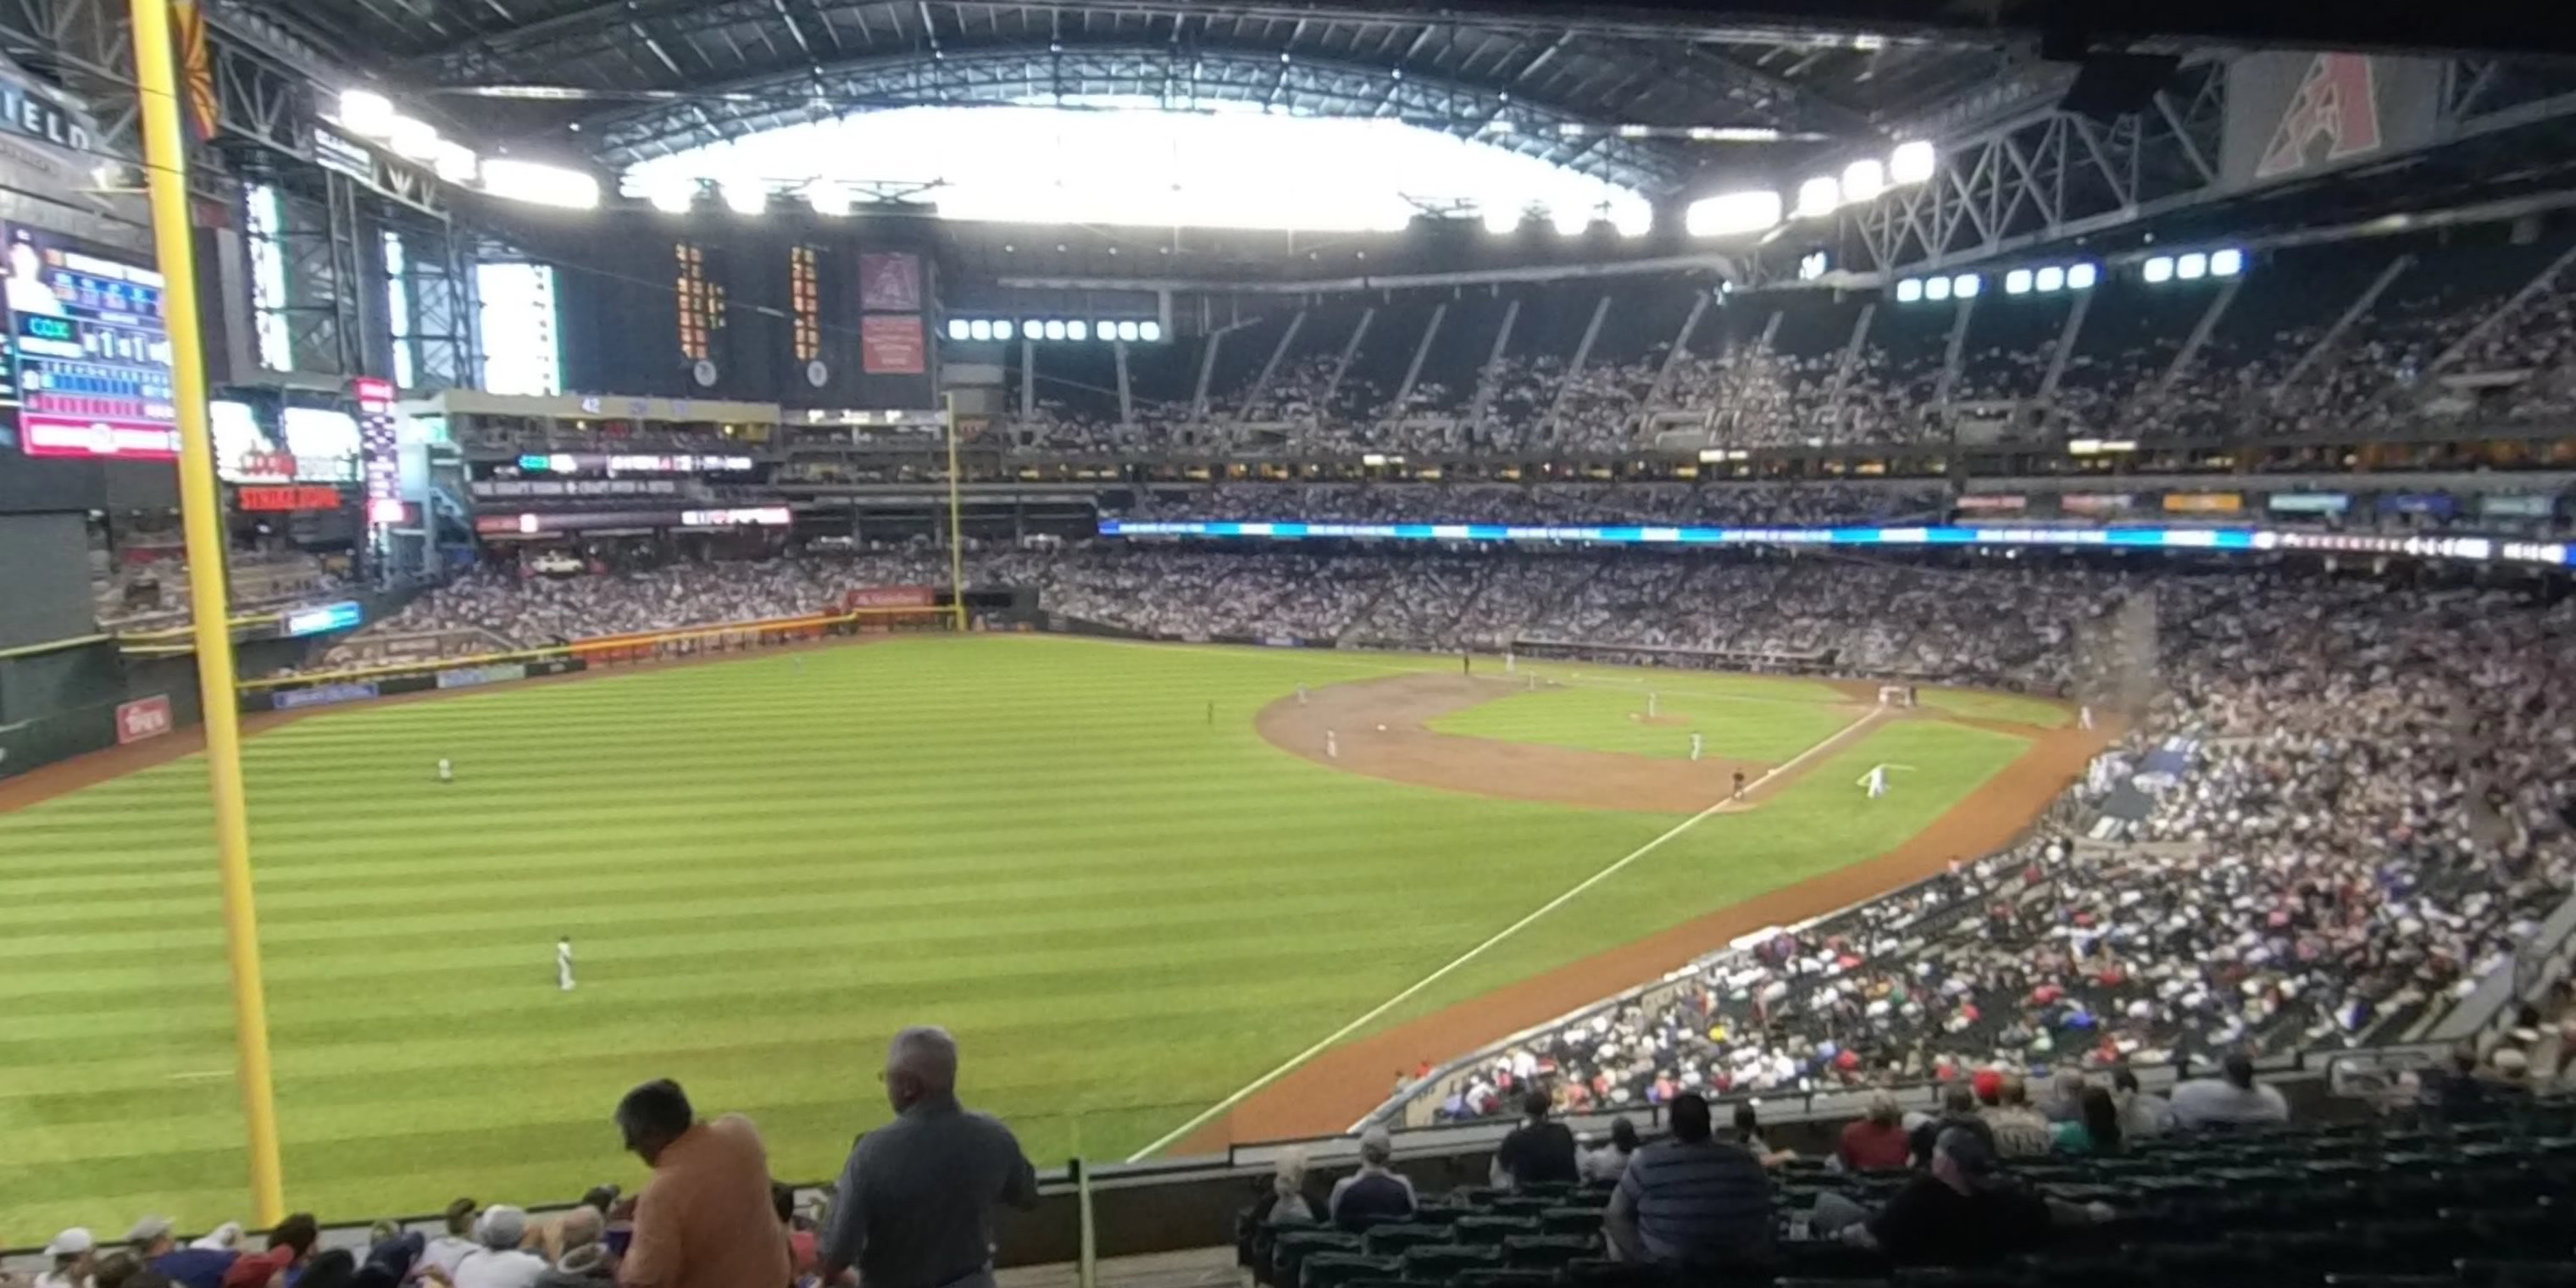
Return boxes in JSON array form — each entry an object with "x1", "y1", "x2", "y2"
[{"x1": 613, "y1": 1080, "x2": 792, "y2": 1288}]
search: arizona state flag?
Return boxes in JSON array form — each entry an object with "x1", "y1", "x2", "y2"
[{"x1": 173, "y1": 0, "x2": 219, "y2": 142}]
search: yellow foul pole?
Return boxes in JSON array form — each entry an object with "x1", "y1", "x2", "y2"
[
  {"x1": 944, "y1": 391, "x2": 967, "y2": 631},
  {"x1": 128, "y1": 0, "x2": 287, "y2": 1224}
]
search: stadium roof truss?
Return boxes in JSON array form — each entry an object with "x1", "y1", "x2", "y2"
[
  {"x1": 1821, "y1": 53, "x2": 2576, "y2": 280},
  {"x1": 275, "y1": 2, "x2": 1953, "y2": 199}
]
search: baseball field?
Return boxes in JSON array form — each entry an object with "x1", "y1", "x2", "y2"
[{"x1": 0, "y1": 634, "x2": 2091, "y2": 1231}]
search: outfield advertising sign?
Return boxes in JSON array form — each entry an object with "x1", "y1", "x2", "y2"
[
  {"x1": 436, "y1": 663, "x2": 530, "y2": 691},
  {"x1": 274, "y1": 682, "x2": 380, "y2": 710},
  {"x1": 115, "y1": 695, "x2": 172, "y2": 745}
]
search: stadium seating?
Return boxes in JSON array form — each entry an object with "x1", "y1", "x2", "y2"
[
  {"x1": 974, "y1": 227, "x2": 2576, "y2": 458},
  {"x1": 1242, "y1": 1111, "x2": 2576, "y2": 1288}
]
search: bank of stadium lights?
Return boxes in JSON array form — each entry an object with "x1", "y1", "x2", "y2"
[
  {"x1": 337, "y1": 88, "x2": 601, "y2": 208},
  {"x1": 1768, "y1": 140, "x2": 1936, "y2": 234},
  {"x1": 948, "y1": 317, "x2": 1163, "y2": 344},
  {"x1": 2142, "y1": 248, "x2": 2244, "y2": 284},
  {"x1": 1896, "y1": 272, "x2": 1981, "y2": 303},
  {"x1": 1685, "y1": 189, "x2": 1784, "y2": 237}
]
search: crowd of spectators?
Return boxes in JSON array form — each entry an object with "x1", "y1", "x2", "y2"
[
  {"x1": 950, "y1": 231, "x2": 2576, "y2": 460},
  {"x1": 10, "y1": 1030, "x2": 1033, "y2": 1288},
  {"x1": 1396, "y1": 564, "x2": 2575, "y2": 1124}
]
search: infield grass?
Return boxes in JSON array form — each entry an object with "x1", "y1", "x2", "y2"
[
  {"x1": 0, "y1": 636, "x2": 2032, "y2": 1230},
  {"x1": 1428, "y1": 681, "x2": 1859, "y2": 763}
]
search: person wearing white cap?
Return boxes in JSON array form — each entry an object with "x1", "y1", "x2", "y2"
[
  {"x1": 130, "y1": 1215, "x2": 239, "y2": 1288},
  {"x1": 452, "y1": 1207, "x2": 547, "y2": 1288},
  {"x1": 39, "y1": 1228, "x2": 96, "y2": 1288}
]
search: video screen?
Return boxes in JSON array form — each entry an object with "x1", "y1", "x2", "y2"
[{"x1": 3, "y1": 223, "x2": 177, "y2": 460}]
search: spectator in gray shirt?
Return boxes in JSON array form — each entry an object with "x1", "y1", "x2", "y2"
[{"x1": 820, "y1": 1026, "x2": 1039, "y2": 1288}]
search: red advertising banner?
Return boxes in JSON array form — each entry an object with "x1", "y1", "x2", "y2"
[
  {"x1": 847, "y1": 585, "x2": 935, "y2": 609},
  {"x1": 858, "y1": 253, "x2": 923, "y2": 312},
  {"x1": 861, "y1": 315, "x2": 925, "y2": 375},
  {"x1": 237, "y1": 485, "x2": 344, "y2": 512},
  {"x1": 1956, "y1": 494, "x2": 2028, "y2": 514},
  {"x1": 116, "y1": 695, "x2": 173, "y2": 745}
]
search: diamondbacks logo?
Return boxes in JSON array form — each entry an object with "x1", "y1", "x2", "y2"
[{"x1": 2256, "y1": 53, "x2": 2382, "y2": 180}]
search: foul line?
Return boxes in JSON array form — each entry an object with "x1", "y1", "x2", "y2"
[{"x1": 1125, "y1": 703, "x2": 1896, "y2": 1161}]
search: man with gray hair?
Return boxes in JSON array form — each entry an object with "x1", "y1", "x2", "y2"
[
  {"x1": 1326, "y1": 1127, "x2": 1417, "y2": 1230},
  {"x1": 819, "y1": 1026, "x2": 1039, "y2": 1288}
]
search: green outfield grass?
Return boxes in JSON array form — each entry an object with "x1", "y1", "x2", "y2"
[
  {"x1": 1427, "y1": 680, "x2": 1860, "y2": 763},
  {"x1": 0, "y1": 636, "x2": 2031, "y2": 1230}
]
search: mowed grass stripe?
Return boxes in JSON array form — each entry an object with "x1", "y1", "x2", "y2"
[
  {"x1": 1430, "y1": 685, "x2": 1857, "y2": 763},
  {"x1": 0, "y1": 636, "x2": 2033, "y2": 1232}
]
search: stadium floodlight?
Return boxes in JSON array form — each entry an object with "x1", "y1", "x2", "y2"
[
  {"x1": 946, "y1": 319, "x2": 972, "y2": 342},
  {"x1": 387, "y1": 114, "x2": 441, "y2": 162},
  {"x1": 2005, "y1": 268, "x2": 2034, "y2": 295},
  {"x1": 2143, "y1": 255, "x2": 2175, "y2": 284},
  {"x1": 967, "y1": 319, "x2": 993, "y2": 341},
  {"x1": 1840, "y1": 158, "x2": 1885, "y2": 204},
  {"x1": 1138, "y1": 320, "x2": 1164, "y2": 342},
  {"x1": 2177, "y1": 252, "x2": 2209, "y2": 280},
  {"x1": 1797, "y1": 251, "x2": 1829, "y2": 281},
  {"x1": 2210, "y1": 247, "x2": 2246, "y2": 276},
  {"x1": 1096, "y1": 319, "x2": 1119, "y2": 341},
  {"x1": 1896, "y1": 277, "x2": 1924, "y2": 303},
  {"x1": 2035, "y1": 264, "x2": 2066, "y2": 292},
  {"x1": 1021, "y1": 319, "x2": 1043, "y2": 342},
  {"x1": 721, "y1": 183, "x2": 767, "y2": 215},
  {"x1": 1042, "y1": 319, "x2": 1068, "y2": 341},
  {"x1": 1549, "y1": 206, "x2": 1591, "y2": 237},
  {"x1": 1482, "y1": 204, "x2": 1522, "y2": 236},
  {"x1": 2067, "y1": 263, "x2": 2100, "y2": 290},
  {"x1": 1890, "y1": 140, "x2": 1936, "y2": 185},
  {"x1": 994, "y1": 320, "x2": 1014, "y2": 341},
  {"x1": 430, "y1": 141, "x2": 478, "y2": 184},
  {"x1": 337, "y1": 89, "x2": 397, "y2": 138},
  {"x1": 1068, "y1": 320, "x2": 1090, "y2": 341},
  {"x1": 1116, "y1": 320, "x2": 1141, "y2": 342},
  {"x1": 1952, "y1": 273, "x2": 1980, "y2": 298},
  {"x1": 480, "y1": 159, "x2": 602, "y2": 210},
  {"x1": 1924, "y1": 275, "x2": 1952, "y2": 302},
  {"x1": 1611, "y1": 206, "x2": 1652, "y2": 238},
  {"x1": 1793, "y1": 175, "x2": 1841, "y2": 219},
  {"x1": 1684, "y1": 189, "x2": 1783, "y2": 237},
  {"x1": 644, "y1": 175, "x2": 696, "y2": 213},
  {"x1": 804, "y1": 180, "x2": 852, "y2": 216}
]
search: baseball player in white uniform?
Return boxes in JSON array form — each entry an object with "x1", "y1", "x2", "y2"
[{"x1": 556, "y1": 936, "x2": 576, "y2": 991}]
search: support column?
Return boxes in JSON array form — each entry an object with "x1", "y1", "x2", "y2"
[
  {"x1": 1823, "y1": 302, "x2": 1877, "y2": 426},
  {"x1": 1113, "y1": 341, "x2": 1134, "y2": 424},
  {"x1": 1646, "y1": 293, "x2": 1711, "y2": 408},
  {"x1": 1466, "y1": 298, "x2": 1520, "y2": 445},
  {"x1": 2037, "y1": 286, "x2": 2094, "y2": 403},
  {"x1": 1933, "y1": 292, "x2": 1978, "y2": 406},
  {"x1": 1389, "y1": 302, "x2": 1446, "y2": 423},
  {"x1": 2276, "y1": 254, "x2": 2413, "y2": 393},
  {"x1": 1542, "y1": 294, "x2": 1613, "y2": 440},
  {"x1": 1020, "y1": 336, "x2": 1035, "y2": 418},
  {"x1": 1236, "y1": 310, "x2": 1305, "y2": 421},
  {"x1": 1191, "y1": 330, "x2": 1224, "y2": 426},
  {"x1": 2156, "y1": 276, "x2": 2240, "y2": 398}
]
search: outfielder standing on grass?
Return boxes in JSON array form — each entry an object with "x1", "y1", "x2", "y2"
[
  {"x1": 558, "y1": 935, "x2": 576, "y2": 991},
  {"x1": 1859, "y1": 764, "x2": 1890, "y2": 799},
  {"x1": 1690, "y1": 732, "x2": 1705, "y2": 762}
]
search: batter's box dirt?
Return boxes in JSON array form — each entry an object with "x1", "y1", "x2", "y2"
[{"x1": 1258, "y1": 674, "x2": 1765, "y2": 813}]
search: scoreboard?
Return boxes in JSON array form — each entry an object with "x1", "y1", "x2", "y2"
[{"x1": 3, "y1": 223, "x2": 178, "y2": 460}]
